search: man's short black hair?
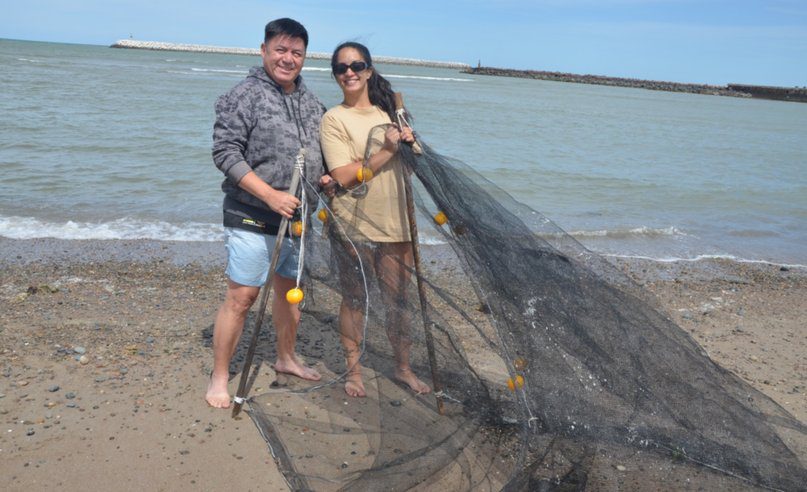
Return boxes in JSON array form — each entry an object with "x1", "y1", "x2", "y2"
[{"x1": 264, "y1": 18, "x2": 309, "y2": 48}]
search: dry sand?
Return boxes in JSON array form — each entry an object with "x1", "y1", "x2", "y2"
[{"x1": 1, "y1": 238, "x2": 804, "y2": 490}]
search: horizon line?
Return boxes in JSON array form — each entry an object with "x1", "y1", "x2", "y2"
[{"x1": 110, "y1": 39, "x2": 471, "y2": 69}]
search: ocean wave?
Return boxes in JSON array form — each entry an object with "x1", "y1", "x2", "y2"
[
  {"x1": 569, "y1": 226, "x2": 687, "y2": 239},
  {"x1": 303, "y1": 67, "x2": 471, "y2": 82},
  {"x1": 188, "y1": 66, "x2": 330, "y2": 74},
  {"x1": 0, "y1": 215, "x2": 450, "y2": 246},
  {"x1": 17, "y1": 57, "x2": 42, "y2": 63},
  {"x1": 178, "y1": 66, "x2": 470, "y2": 82},
  {"x1": 0, "y1": 216, "x2": 222, "y2": 242},
  {"x1": 385, "y1": 74, "x2": 472, "y2": 82},
  {"x1": 603, "y1": 253, "x2": 807, "y2": 269},
  {"x1": 190, "y1": 67, "x2": 247, "y2": 74},
  {"x1": 419, "y1": 235, "x2": 447, "y2": 246},
  {"x1": 305, "y1": 66, "x2": 472, "y2": 81}
]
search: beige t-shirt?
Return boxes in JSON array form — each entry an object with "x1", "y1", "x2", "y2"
[{"x1": 320, "y1": 104, "x2": 411, "y2": 242}]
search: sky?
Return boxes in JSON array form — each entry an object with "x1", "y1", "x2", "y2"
[{"x1": 2, "y1": 0, "x2": 806, "y2": 86}]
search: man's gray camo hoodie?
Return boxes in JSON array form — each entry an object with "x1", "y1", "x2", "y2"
[{"x1": 212, "y1": 66, "x2": 325, "y2": 221}]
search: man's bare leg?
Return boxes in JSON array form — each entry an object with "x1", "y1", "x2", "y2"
[
  {"x1": 206, "y1": 280, "x2": 259, "y2": 408},
  {"x1": 272, "y1": 274, "x2": 321, "y2": 381}
]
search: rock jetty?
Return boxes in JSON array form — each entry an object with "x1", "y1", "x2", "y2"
[
  {"x1": 110, "y1": 39, "x2": 470, "y2": 69},
  {"x1": 464, "y1": 67, "x2": 807, "y2": 103},
  {"x1": 727, "y1": 84, "x2": 807, "y2": 103}
]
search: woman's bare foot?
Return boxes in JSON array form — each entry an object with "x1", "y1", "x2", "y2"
[
  {"x1": 345, "y1": 376, "x2": 367, "y2": 398},
  {"x1": 395, "y1": 367, "x2": 431, "y2": 394},
  {"x1": 274, "y1": 355, "x2": 321, "y2": 381},
  {"x1": 205, "y1": 371, "x2": 231, "y2": 408}
]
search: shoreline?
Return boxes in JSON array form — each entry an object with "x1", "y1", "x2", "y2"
[
  {"x1": 2, "y1": 236, "x2": 804, "y2": 271},
  {"x1": 1, "y1": 237, "x2": 804, "y2": 490},
  {"x1": 109, "y1": 39, "x2": 471, "y2": 69},
  {"x1": 464, "y1": 66, "x2": 807, "y2": 103}
]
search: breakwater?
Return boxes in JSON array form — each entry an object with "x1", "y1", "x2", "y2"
[
  {"x1": 110, "y1": 39, "x2": 470, "y2": 69},
  {"x1": 464, "y1": 67, "x2": 807, "y2": 103},
  {"x1": 727, "y1": 84, "x2": 807, "y2": 103}
]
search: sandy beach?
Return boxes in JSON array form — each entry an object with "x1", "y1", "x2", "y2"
[{"x1": 1, "y1": 237, "x2": 804, "y2": 491}]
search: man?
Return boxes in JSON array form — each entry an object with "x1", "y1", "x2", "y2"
[{"x1": 206, "y1": 18, "x2": 325, "y2": 408}]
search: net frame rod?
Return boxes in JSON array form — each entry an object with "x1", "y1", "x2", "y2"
[
  {"x1": 395, "y1": 92, "x2": 445, "y2": 415},
  {"x1": 231, "y1": 165, "x2": 302, "y2": 418}
]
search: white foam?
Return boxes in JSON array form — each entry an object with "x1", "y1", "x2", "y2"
[
  {"x1": 569, "y1": 226, "x2": 686, "y2": 239},
  {"x1": 385, "y1": 74, "x2": 472, "y2": 82},
  {"x1": 0, "y1": 216, "x2": 222, "y2": 242},
  {"x1": 603, "y1": 253, "x2": 807, "y2": 269},
  {"x1": 180, "y1": 66, "x2": 469, "y2": 82},
  {"x1": 0, "y1": 215, "x2": 448, "y2": 247},
  {"x1": 190, "y1": 67, "x2": 247, "y2": 74},
  {"x1": 419, "y1": 235, "x2": 448, "y2": 246}
]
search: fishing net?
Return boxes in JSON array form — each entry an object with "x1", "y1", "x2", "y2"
[{"x1": 239, "y1": 125, "x2": 805, "y2": 491}]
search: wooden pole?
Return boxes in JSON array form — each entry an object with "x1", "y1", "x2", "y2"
[
  {"x1": 395, "y1": 93, "x2": 445, "y2": 415},
  {"x1": 231, "y1": 165, "x2": 302, "y2": 418}
]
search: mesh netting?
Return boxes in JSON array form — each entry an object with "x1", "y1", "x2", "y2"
[{"x1": 241, "y1": 126, "x2": 805, "y2": 491}]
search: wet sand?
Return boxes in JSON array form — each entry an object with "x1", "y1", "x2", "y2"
[{"x1": 1, "y1": 238, "x2": 804, "y2": 490}]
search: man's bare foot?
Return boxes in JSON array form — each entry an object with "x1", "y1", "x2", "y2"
[
  {"x1": 205, "y1": 371, "x2": 231, "y2": 408},
  {"x1": 274, "y1": 356, "x2": 321, "y2": 381},
  {"x1": 395, "y1": 367, "x2": 431, "y2": 394}
]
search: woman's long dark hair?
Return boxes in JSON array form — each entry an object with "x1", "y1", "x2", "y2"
[{"x1": 331, "y1": 42, "x2": 397, "y2": 122}]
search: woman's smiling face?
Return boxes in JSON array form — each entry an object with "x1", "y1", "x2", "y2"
[{"x1": 334, "y1": 47, "x2": 372, "y2": 95}]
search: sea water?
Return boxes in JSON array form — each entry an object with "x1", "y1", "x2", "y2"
[{"x1": 1, "y1": 39, "x2": 805, "y2": 265}]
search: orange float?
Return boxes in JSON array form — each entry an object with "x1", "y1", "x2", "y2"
[
  {"x1": 286, "y1": 288, "x2": 304, "y2": 304},
  {"x1": 506, "y1": 375, "x2": 524, "y2": 391},
  {"x1": 291, "y1": 221, "x2": 303, "y2": 236},
  {"x1": 356, "y1": 166, "x2": 373, "y2": 183}
]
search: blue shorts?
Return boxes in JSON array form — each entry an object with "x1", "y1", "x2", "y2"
[{"x1": 224, "y1": 227, "x2": 299, "y2": 287}]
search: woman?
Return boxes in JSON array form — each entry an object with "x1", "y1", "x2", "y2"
[{"x1": 320, "y1": 41, "x2": 430, "y2": 398}]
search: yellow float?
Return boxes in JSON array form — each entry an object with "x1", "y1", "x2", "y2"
[
  {"x1": 433, "y1": 211, "x2": 447, "y2": 226},
  {"x1": 291, "y1": 221, "x2": 303, "y2": 236},
  {"x1": 286, "y1": 288, "x2": 304, "y2": 304},
  {"x1": 506, "y1": 374, "x2": 524, "y2": 391},
  {"x1": 357, "y1": 166, "x2": 373, "y2": 183}
]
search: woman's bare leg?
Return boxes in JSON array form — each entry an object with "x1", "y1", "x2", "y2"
[
  {"x1": 339, "y1": 298, "x2": 366, "y2": 397},
  {"x1": 376, "y1": 243, "x2": 431, "y2": 394}
]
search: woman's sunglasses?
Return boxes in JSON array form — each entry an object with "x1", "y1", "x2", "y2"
[{"x1": 333, "y1": 61, "x2": 370, "y2": 75}]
